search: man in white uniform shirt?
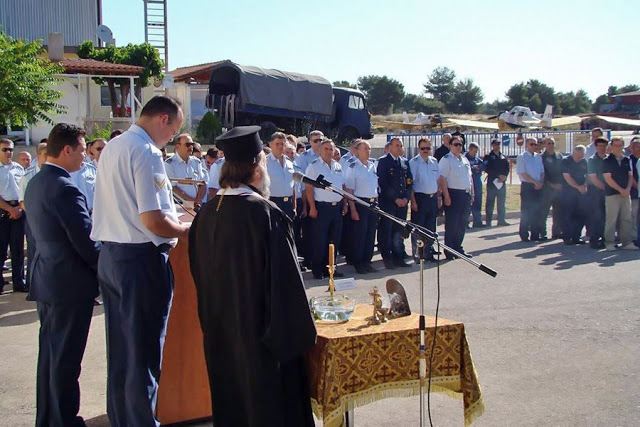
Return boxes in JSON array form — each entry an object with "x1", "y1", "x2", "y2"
[
  {"x1": 165, "y1": 133, "x2": 207, "y2": 210},
  {"x1": 91, "y1": 96, "x2": 190, "y2": 427},
  {"x1": 410, "y1": 137, "x2": 440, "y2": 262},
  {"x1": 266, "y1": 132, "x2": 296, "y2": 219}
]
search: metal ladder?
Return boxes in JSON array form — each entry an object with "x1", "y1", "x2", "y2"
[{"x1": 143, "y1": 0, "x2": 169, "y2": 72}]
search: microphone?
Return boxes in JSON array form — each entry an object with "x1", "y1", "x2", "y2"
[{"x1": 292, "y1": 172, "x2": 329, "y2": 189}]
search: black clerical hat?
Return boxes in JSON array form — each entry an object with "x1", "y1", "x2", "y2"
[{"x1": 215, "y1": 125, "x2": 263, "y2": 162}]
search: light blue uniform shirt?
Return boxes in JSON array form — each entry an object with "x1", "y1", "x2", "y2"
[
  {"x1": 438, "y1": 152, "x2": 472, "y2": 191},
  {"x1": 91, "y1": 124, "x2": 179, "y2": 247},
  {"x1": 207, "y1": 157, "x2": 226, "y2": 190},
  {"x1": 70, "y1": 161, "x2": 97, "y2": 211},
  {"x1": 409, "y1": 155, "x2": 439, "y2": 194},
  {"x1": 345, "y1": 159, "x2": 378, "y2": 198},
  {"x1": 339, "y1": 152, "x2": 356, "y2": 171},
  {"x1": 19, "y1": 164, "x2": 40, "y2": 202},
  {"x1": 517, "y1": 151, "x2": 544, "y2": 182},
  {"x1": 164, "y1": 154, "x2": 206, "y2": 199},
  {"x1": 305, "y1": 158, "x2": 344, "y2": 203},
  {"x1": 266, "y1": 153, "x2": 295, "y2": 198},
  {"x1": 0, "y1": 161, "x2": 24, "y2": 201}
]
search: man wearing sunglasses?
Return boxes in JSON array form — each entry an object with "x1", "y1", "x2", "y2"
[
  {"x1": 165, "y1": 133, "x2": 207, "y2": 210},
  {"x1": 438, "y1": 135, "x2": 473, "y2": 259},
  {"x1": 0, "y1": 138, "x2": 26, "y2": 293},
  {"x1": 517, "y1": 137, "x2": 545, "y2": 242},
  {"x1": 70, "y1": 138, "x2": 106, "y2": 214}
]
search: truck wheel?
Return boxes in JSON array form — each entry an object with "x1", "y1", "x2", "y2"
[
  {"x1": 259, "y1": 121, "x2": 278, "y2": 142},
  {"x1": 337, "y1": 127, "x2": 359, "y2": 145}
]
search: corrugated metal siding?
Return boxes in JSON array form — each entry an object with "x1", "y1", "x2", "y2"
[{"x1": 0, "y1": 0, "x2": 98, "y2": 46}]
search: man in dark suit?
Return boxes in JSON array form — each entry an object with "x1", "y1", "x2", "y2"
[{"x1": 24, "y1": 123, "x2": 100, "y2": 427}]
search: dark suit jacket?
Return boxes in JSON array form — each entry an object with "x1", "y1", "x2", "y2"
[
  {"x1": 376, "y1": 154, "x2": 413, "y2": 203},
  {"x1": 24, "y1": 164, "x2": 100, "y2": 303}
]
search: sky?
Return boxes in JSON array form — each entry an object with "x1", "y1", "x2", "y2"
[{"x1": 102, "y1": 0, "x2": 639, "y2": 103}]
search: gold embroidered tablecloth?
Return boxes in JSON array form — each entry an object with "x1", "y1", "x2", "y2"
[{"x1": 306, "y1": 304, "x2": 484, "y2": 426}]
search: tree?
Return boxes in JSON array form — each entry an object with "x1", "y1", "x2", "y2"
[
  {"x1": 557, "y1": 90, "x2": 592, "y2": 115},
  {"x1": 505, "y1": 79, "x2": 557, "y2": 113},
  {"x1": 423, "y1": 66, "x2": 456, "y2": 106},
  {"x1": 77, "y1": 40, "x2": 164, "y2": 117},
  {"x1": 356, "y1": 75, "x2": 405, "y2": 115},
  {"x1": 448, "y1": 78, "x2": 484, "y2": 113},
  {"x1": 0, "y1": 30, "x2": 65, "y2": 128},
  {"x1": 333, "y1": 80, "x2": 356, "y2": 89}
]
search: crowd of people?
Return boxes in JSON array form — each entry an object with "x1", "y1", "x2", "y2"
[{"x1": 1, "y1": 94, "x2": 639, "y2": 426}]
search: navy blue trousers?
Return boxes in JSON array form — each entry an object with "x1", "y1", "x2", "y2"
[
  {"x1": 562, "y1": 189, "x2": 589, "y2": 242},
  {"x1": 271, "y1": 196, "x2": 295, "y2": 220},
  {"x1": 411, "y1": 193, "x2": 438, "y2": 256},
  {"x1": 350, "y1": 203, "x2": 377, "y2": 267},
  {"x1": 25, "y1": 214, "x2": 35, "y2": 290},
  {"x1": 541, "y1": 186, "x2": 563, "y2": 238},
  {"x1": 36, "y1": 300, "x2": 93, "y2": 427},
  {"x1": 470, "y1": 177, "x2": 483, "y2": 225},
  {"x1": 0, "y1": 214, "x2": 25, "y2": 289},
  {"x1": 444, "y1": 190, "x2": 471, "y2": 253},
  {"x1": 588, "y1": 188, "x2": 605, "y2": 243},
  {"x1": 310, "y1": 203, "x2": 342, "y2": 276},
  {"x1": 378, "y1": 200, "x2": 408, "y2": 261},
  {"x1": 99, "y1": 242, "x2": 173, "y2": 427},
  {"x1": 519, "y1": 183, "x2": 543, "y2": 240}
]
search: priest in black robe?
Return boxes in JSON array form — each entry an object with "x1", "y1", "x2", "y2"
[{"x1": 188, "y1": 126, "x2": 317, "y2": 427}]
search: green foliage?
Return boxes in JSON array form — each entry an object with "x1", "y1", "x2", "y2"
[
  {"x1": 0, "y1": 30, "x2": 66, "y2": 127},
  {"x1": 448, "y1": 78, "x2": 484, "y2": 113},
  {"x1": 333, "y1": 80, "x2": 356, "y2": 89},
  {"x1": 556, "y1": 90, "x2": 592, "y2": 115},
  {"x1": 86, "y1": 121, "x2": 113, "y2": 141},
  {"x1": 396, "y1": 94, "x2": 445, "y2": 114},
  {"x1": 196, "y1": 112, "x2": 222, "y2": 144},
  {"x1": 505, "y1": 79, "x2": 557, "y2": 113},
  {"x1": 357, "y1": 75, "x2": 405, "y2": 115},
  {"x1": 423, "y1": 66, "x2": 456, "y2": 106}
]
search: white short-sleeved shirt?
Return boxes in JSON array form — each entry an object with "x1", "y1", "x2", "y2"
[
  {"x1": 438, "y1": 153, "x2": 472, "y2": 191},
  {"x1": 339, "y1": 153, "x2": 355, "y2": 171},
  {"x1": 19, "y1": 164, "x2": 39, "y2": 202},
  {"x1": 70, "y1": 161, "x2": 97, "y2": 211},
  {"x1": 409, "y1": 155, "x2": 439, "y2": 194},
  {"x1": 207, "y1": 157, "x2": 225, "y2": 190},
  {"x1": 91, "y1": 124, "x2": 179, "y2": 246},
  {"x1": 294, "y1": 149, "x2": 319, "y2": 191},
  {"x1": 345, "y1": 159, "x2": 378, "y2": 198},
  {"x1": 0, "y1": 161, "x2": 24, "y2": 201},
  {"x1": 517, "y1": 151, "x2": 544, "y2": 182},
  {"x1": 266, "y1": 153, "x2": 295, "y2": 197},
  {"x1": 164, "y1": 154, "x2": 206, "y2": 199},
  {"x1": 305, "y1": 158, "x2": 344, "y2": 203}
]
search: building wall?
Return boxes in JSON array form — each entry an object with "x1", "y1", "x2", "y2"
[{"x1": 0, "y1": 0, "x2": 99, "y2": 46}]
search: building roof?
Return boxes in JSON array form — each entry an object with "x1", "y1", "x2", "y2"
[
  {"x1": 169, "y1": 62, "x2": 222, "y2": 83},
  {"x1": 614, "y1": 90, "x2": 640, "y2": 98},
  {"x1": 59, "y1": 58, "x2": 144, "y2": 76}
]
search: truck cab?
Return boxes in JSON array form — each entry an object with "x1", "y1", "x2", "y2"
[{"x1": 332, "y1": 87, "x2": 374, "y2": 143}]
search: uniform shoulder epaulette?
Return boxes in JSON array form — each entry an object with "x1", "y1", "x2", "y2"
[
  {"x1": 311, "y1": 157, "x2": 320, "y2": 164},
  {"x1": 444, "y1": 152, "x2": 453, "y2": 158},
  {"x1": 165, "y1": 155, "x2": 174, "y2": 164},
  {"x1": 349, "y1": 161, "x2": 357, "y2": 168},
  {"x1": 215, "y1": 158, "x2": 225, "y2": 164},
  {"x1": 84, "y1": 162, "x2": 97, "y2": 171}
]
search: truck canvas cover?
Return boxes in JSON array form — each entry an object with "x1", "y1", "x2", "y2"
[{"x1": 208, "y1": 60, "x2": 334, "y2": 116}]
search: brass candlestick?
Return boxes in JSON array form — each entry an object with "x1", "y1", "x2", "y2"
[{"x1": 327, "y1": 243, "x2": 335, "y2": 299}]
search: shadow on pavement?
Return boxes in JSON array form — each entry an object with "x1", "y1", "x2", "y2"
[{"x1": 85, "y1": 414, "x2": 109, "y2": 426}]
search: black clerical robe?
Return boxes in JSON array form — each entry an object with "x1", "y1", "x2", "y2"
[{"x1": 189, "y1": 188, "x2": 317, "y2": 427}]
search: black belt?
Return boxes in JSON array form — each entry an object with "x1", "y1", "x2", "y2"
[
  {"x1": 449, "y1": 188, "x2": 471, "y2": 193},
  {"x1": 357, "y1": 197, "x2": 377, "y2": 203},
  {"x1": 317, "y1": 201, "x2": 340, "y2": 206},
  {"x1": 270, "y1": 196, "x2": 293, "y2": 202},
  {"x1": 415, "y1": 192, "x2": 437, "y2": 198},
  {"x1": 103, "y1": 241, "x2": 172, "y2": 254}
]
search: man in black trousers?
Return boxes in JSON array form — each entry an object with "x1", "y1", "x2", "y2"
[{"x1": 24, "y1": 123, "x2": 101, "y2": 426}]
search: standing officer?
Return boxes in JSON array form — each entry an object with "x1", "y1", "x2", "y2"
[
  {"x1": 439, "y1": 135, "x2": 473, "y2": 259},
  {"x1": 465, "y1": 142, "x2": 485, "y2": 228},
  {"x1": 377, "y1": 137, "x2": 413, "y2": 269},
  {"x1": 540, "y1": 137, "x2": 564, "y2": 239},
  {"x1": 561, "y1": 145, "x2": 589, "y2": 245},
  {"x1": 24, "y1": 124, "x2": 100, "y2": 427},
  {"x1": 0, "y1": 138, "x2": 26, "y2": 293},
  {"x1": 266, "y1": 132, "x2": 296, "y2": 219},
  {"x1": 517, "y1": 137, "x2": 545, "y2": 242},
  {"x1": 587, "y1": 136, "x2": 608, "y2": 249},
  {"x1": 434, "y1": 133, "x2": 452, "y2": 161},
  {"x1": 483, "y1": 138, "x2": 510, "y2": 226},
  {"x1": 91, "y1": 96, "x2": 190, "y2": 426},
  {"x1": 165, "y1": 133, "x2": 207, "y2": 210},
  {"x1": 345, "y1": 140, "x2": 378, "y2": 274},
  {"x1": 305, "y1": 139, "x2": 346, "y2": 279},
  {"x1": 409, "y1": 137, "x2": 440, "y2": 262}
]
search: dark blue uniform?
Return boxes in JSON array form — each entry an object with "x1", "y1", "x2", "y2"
[
  {"x1": 561, "y1": 157, "x2": 589, "y2": 244},
  {"x1": 587, "y1": 153, "x2": 607, "y2": 248},
  {"x1": 483, "y1": 149, "x2": 510, "y2": 225},
  {"x1": 541, "y1": 151, "x2": 565, "y2": 238},
  {"x1": 377, "y1": 154, "x2": 413, "y2": 267},
  {"x1": 465, "y1": 152, "x2": 485, "y2": 227}
]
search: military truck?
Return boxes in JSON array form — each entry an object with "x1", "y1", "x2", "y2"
[{"x1": 206, "y1": 60, "x2": 373, "y2": 143}]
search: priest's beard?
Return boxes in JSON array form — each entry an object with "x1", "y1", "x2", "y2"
[{"x1": 255, "y1": 163, "x2": 271, "y2": 199}]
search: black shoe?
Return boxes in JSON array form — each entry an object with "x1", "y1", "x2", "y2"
[
  {"x1": 575, "y1": 238, "x2": 587, "y2": 245},
  {"x1": 473, "y1": 223, "x2": 485, "y2": 228},
  {"x1": 365, "y1": 264, "x2": 378, "y2": 273},
  {"x1": 460, "y1": 252, "x2": 474, "y2": 258},
  {"x1": 312, "y1": 272, "x2": 324, "y2": 280},
  {"x1": 424, "y1": 255, "x2": 437, "y2": 262},
  {"x1": 383, "y1": 260, "x2": 396, "y2": 270},
  {"x1": 590, "y1": 242, "x2": 604, "y2": 249},
  {"x1": 533, "y1": 236, "x2": 549, "y2": 242},
  {"x1": 445, "y1": 255, "x2": 458, "y2": 261},
  {"x1": 551, "y1": 234, "x2": 562, "y2": 240},
  {"x1": 332, "y1": 271, "x2": 345, "y2": 278},
  {"x1": 520, "y1": 237, "x2": 530, "y2": 242},
  {"x1": 13, "y1": 287, "x2": 29, "y2": 293},
  {"x1": 355, "y1": 265, "x2": 368, "y2": 274},
  {"x1": 564, "y1": 239, "x2": 575, "y2": 245},
  {"x1": 393, "y1": 259, "x2": 411, "y2": 268},
  {"x1": 497, "y1": 221, "x2": 510, "y2": 226},
  {"x1": 430, "y1": 248, "x2": 442, "y2": 255}
]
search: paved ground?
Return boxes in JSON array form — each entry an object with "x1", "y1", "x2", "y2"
[{"x1": 1, "y1": 219, "x2": 639, "y2": 426}]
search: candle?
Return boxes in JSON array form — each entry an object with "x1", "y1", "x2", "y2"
[{"x1": 328, "y1": 243, "x2": 334, "y2": 267}]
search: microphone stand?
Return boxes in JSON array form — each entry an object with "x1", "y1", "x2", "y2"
[{"x1": 308, "y1": 174, "x2": 497, "y2": 427}]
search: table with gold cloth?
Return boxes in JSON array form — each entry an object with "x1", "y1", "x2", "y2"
[{"x1": 306, "y1": 304, "x2": 484, "y2": 426}]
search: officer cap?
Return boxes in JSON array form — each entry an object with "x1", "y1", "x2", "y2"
[
  {"x1": 215, "y1": 126, "x2": 262, "y2": 163},
  {"x1": 491, "y1": 138, "x2": 501, "y2": 145}
]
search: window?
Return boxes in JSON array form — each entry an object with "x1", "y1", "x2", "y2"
[{"x1": 348, "y1": 95, "x2": 364, "y2": 110}]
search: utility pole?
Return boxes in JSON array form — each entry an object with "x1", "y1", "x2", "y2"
[{"x1": 143, "y1": 0, "x2": 168, "y2": 72}]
